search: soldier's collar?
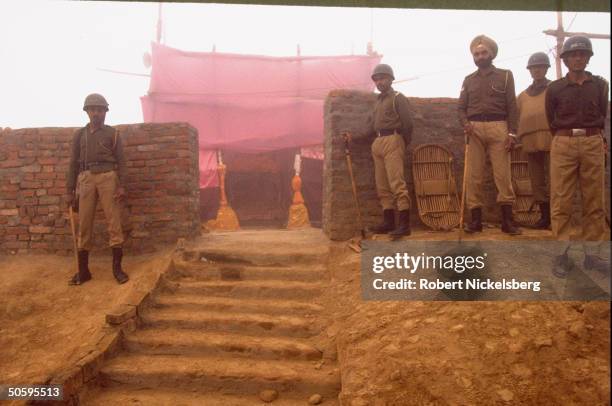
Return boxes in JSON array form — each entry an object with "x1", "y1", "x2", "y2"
[
  {"x1": 86, "y1": 123, "x2": 105, "y2": 134},
  {"x1": 564, "y1": 71, "x2": 593, "y2": 85},
  {"x1": 377, "y1": 88, "x2": 393, "y2": 99},
  {"x1": 526, "y1": 79, "x2": 550, "y2": 96},
  {"x1": 476, "y1": 65, "x2": 495, "y2": 76}
]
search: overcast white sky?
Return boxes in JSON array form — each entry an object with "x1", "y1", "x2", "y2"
[{"x1": 0, "y1": 1, "x2": 609, "y2": 129}]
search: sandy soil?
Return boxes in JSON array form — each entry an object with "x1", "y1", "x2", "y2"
[
  {"x1": 326, "y1": 228, "x2": 611, "y2": 405},
  {"x1": 0, "y1": 249, "x2": 172, "y2": 393}
]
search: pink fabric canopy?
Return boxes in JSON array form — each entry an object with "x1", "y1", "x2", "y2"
[{"x1": 141, "y1": 42, "x2": 380, "y2": 188}]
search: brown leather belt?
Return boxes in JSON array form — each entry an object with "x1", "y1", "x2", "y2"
[
  {"x1": 468, "y1": 113, "x2": 506, "y2": 122},
  {"x1": 555, "y1": 128, "x2": 602, "y2": 137},
  {"x1": 377, "y1": 129, "x2": 400, "y2": 137}
]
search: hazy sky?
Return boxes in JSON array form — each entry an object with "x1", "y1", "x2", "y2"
[{"x1": 0, "y1": 1, "x2": 609, "y2": 129}]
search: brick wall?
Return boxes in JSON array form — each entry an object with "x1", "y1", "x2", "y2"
[
  {"x1": 0, "y1": 123, "x2": 201, "y2": 254},
  {"x1": 323, "y1": 90, "x2": 611, "y2": 241}
]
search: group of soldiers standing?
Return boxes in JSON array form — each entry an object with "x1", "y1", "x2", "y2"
[
  {"x1": 64, "y1": 34, "x2": 608, "y2": 286},
  {"x1": 345, "y1": 34, "x2": 609, "y2": 277}
]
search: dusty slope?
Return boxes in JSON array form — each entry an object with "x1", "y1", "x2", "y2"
[
  {"x1": 327, "y1": 232, "x2": 610, "y2": 405},
  {"x1": 0, "y1": 249, "x2": 172, "y2": 395}
]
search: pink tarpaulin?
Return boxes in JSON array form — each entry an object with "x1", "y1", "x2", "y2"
[{"x1": 141, "y1": 42, "x2": 380, "y2": 187}]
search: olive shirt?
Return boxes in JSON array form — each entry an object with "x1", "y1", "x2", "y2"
[
  {"x1": 350, "y1": 89, "x2": 413, "y2": 141},
  {"x1": 458, "y1": 65, "x2": 519, "y2": 134},
  {"x1": 66, "y1": 124, "x2": 127, "y2": 191},
  {"x1": 372, "y1": 90, "x2": 414, "y2": 142},
  {"x1": 544, "y1": 71, "x2": 609, "y2": 133}
]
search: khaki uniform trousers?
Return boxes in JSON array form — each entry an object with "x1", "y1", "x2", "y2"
[
  {"x1": 527, "y1": 151, "x2": 550, "y2": 204},
  {"x1": 466, "y1": 121, "x2": 515, "y2": 210},
  {"x1": 550, "y1": 135, "x2": 608, "y2": 254},
  {"x1": 371, "y1": 133, "x2": 410, "y2": 211},
  {"x1": 77, "y1": 170, "x2": 124, "y2": 250},
  {"x1": 522, "y1": 130, "x2": 552, "y2": 204}
]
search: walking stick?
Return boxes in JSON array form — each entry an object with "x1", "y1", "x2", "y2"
[
  {"x1": 458, "y1": 133, "x2": 470, "y2": 242},
  {"x1": 343, "y1": 136, "x2": 366, "y2": 240},
  {"x1": 69, "y1": 206, "x2": 79, "y2": 273}
]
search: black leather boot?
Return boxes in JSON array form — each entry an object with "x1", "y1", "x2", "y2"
[
  {"x1": 533, "y1": 202, "x2": 551, "y2": 229},
  {"x1": 389, "y1": 210, "x2": 411, "y2": 238},
  {"x1": 370, "y1": 209, "x2": 395, "y2": 234},
  {"x1": 552, "y1": 253, "x2": 573, "y2": 278},
  {"x1": 501, "y1": 205, "x2": 522, "y2": 235},
  {"x1": 584, "y1": 255, "x2": 610, "y2": 273},
  {"x1": 69, "y1": 250, "x2": 92, "y2": 285},
  {"x1": 112, "y1": 247, "x2": 129, "y2": 284},
  {"x1": 464, "y1": 208, "x2": 482, "y2": 233}
]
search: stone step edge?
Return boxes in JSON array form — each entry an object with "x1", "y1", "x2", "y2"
[{"x1": 43, "y1": 250, "x2": 179, "y2": 404}]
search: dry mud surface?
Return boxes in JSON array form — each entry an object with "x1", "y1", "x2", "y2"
[
  {"x1": 0, "y1": 249, "x2": 171, "y2": 402},
  {"x1": 326, "y1": 229, "x2": 610, "y2": 405},
  {"x1": 0, "y1": 228, "x2": 609, "y2": 405}
]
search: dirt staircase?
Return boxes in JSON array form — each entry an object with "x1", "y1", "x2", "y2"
[{"x1": 80, "y1": 230, "x2": 340, "y2": 405}]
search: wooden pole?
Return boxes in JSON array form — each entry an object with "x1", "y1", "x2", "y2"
[
  {"x1": 555, "y1": 11, "x2": 564, "y2": 79},
  {"x1": 156, "y1": 3, "x2": 163, "y2": 44}
]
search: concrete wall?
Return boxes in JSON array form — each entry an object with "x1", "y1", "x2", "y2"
[
  {"x1": 323, "y1": 90, "x2": 611, "y2": 241},
  {"x1": 0, "y1": 123, "x2": 201, "y2": 254}
]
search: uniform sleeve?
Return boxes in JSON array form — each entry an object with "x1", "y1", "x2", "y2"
[
  {"x1": 66, "y1": 130, "x2": 81, "y2": 191},
  {"x1": 505, "y1": 71, "x2": 519, "y2": 134},
  {"x1": 516, "y1": 93, "x2": 523, "y2": 137},
  {"x1": 395, "y1": 93, "x2": 414, "y2": 143},
  {"x1": 458, "y1": 77, "x2": 469, "y2": 127},
  {"x1": 545, "y1": 85, "x2": 556, "y2": 134},
  {"x1": 114, "y1": 131, "x2": 127, "y2": 186},
  {"x1": 600, "y1": 78, "x2": 609, "y2": 122}
]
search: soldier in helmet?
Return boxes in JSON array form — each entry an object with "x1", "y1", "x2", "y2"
[
  {"x1": 66, "y1": 93, "x2": 129, "y2": 285},
  {"x1": 343, "y1": 63, "x2": 414, "y2": 238},
  {"x1": 458, "y1": 34, "x2": 521, "y2": 235},
  {"x1": 545, "y1": 35, "x2": 610, "y2": 277},
  {"x1": 516, "y1": 52, "x2": 553, "y2": 229}
]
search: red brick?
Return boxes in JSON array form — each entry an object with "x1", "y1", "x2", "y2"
[
  {"x1": 2, "y1": 241, "x2": 29, "y2": 249},
  {"x1": 18, "y1": 150, "x2": 37, "y2": 158},
  {"x1": 0, "y1": 208, "x2": 19, "y2": 216},
  {"x1": 22, "y1": 164, "x2": 42, "y2": 173},
  {"x1": 48, "y1": 188, "x2": 66, "y2": 196},
  {"x1": 0, "y1": 160, "x2": 24, "y2": 169},
  {"x1": 38, "y1": 157, "x2": 59, "y2": 165},
  {"x1": 35, "y1": 171, "x2": 57, "y2": 180},
  {"x1": 20, "y1": 180, "x2": 42, "y2": 189}
]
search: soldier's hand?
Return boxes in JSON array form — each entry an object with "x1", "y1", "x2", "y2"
[
  {"x1": 114, "y1": 187, "x2": 126, "y2": 202},
  {"x1": 341, "y1": 132, "x2": 352, "y2": 143},
  {"x1": 66, "y1": 192, "x2": 74, "y2": 205},
  {"x1": 505, "y1": 135, "x2": 517, "y2": 151},
  {"x1": 463, "y1": 122, "x2": 473, "y2": 135},
  {"x1": 66, "y1": 191, "x2": 78, "y2": 211}
]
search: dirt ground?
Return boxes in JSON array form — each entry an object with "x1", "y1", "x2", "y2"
[
  {"x1": 0, "y1": 248, "x2": 172, "y2": 400},
  {"x1": 0, "y1": 227, "x2": 609, "y2": 406},
  {"x1": 326, "y1": 228, "x2": 611, "y2": 405}
]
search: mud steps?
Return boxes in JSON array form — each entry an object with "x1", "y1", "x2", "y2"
[
  {"x1": 82, "y1": 386, "x2": 340, "y2": 406},
  {"x1": 98, "y1": 354, "x2": 340, "y2": 396},
  {"x1": 123, "y1": 328, "x2": 323, "y2": 360},
  {"x1": 81, "y1": 232, "x2": 340, "y2": 404},
  {"x1": 152, "y1": 295, "x2": 325, "y2": 316}
]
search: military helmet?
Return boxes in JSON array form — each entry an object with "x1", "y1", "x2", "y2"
[
  {"x1": 371, "y1": 64, "x2": 395, "y2": 80},
  {"x1": 83, "y1": 93, "x2": 109, "y2": 111},
  {"x1": 527, "y1": 52, "x2": 551, "y2": 68},
  {"x1": 560, "y1": 35, "x2": 593, "y2": 58}
]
